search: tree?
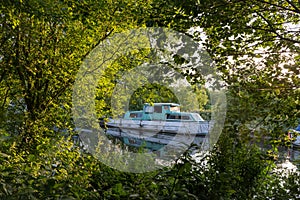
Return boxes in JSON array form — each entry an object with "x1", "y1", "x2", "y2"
[
  {"x1": 0, "y1": 0, "x2": 154, "y2": 144},
  {"x1": 153, "y1": 0, "x2": 300, "y2": 147},
  {"x1": 0, "y1": 0, "x2": 159, "y2": 198}
]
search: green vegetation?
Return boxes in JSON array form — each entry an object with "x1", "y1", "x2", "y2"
[{"x1": 0, "y1": 0, "x2": 299, "y2": 199}]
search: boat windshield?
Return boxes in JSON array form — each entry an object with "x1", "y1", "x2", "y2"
[{"x1": 191, "y1": 113, "x2": 204, "y2": 121}]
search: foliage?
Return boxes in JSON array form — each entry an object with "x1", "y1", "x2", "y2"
[
  {"x1": 0, "y1": 134, "x2": 99, "y2": 199},
  {"x1": 173, "y1": 0, "x2": 300, "y2": 154},
  {"x1": 0, "y1": 0, "x2": 300, "y2": 199}
]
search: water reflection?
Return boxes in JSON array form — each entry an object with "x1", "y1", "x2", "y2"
[
  {"x1": 101, "y1": 128, "x2": 300, "y2": 170},
  {"x1": 105, "y1": 128, "x2": 208, "y2": 157},
  {"x1": 289, "y1": 148, "x2": 300, "y2": 169}
]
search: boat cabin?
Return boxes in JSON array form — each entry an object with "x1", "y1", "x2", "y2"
[{"x1": 123, "y1": 103, "x2": 203, "y2": 122}]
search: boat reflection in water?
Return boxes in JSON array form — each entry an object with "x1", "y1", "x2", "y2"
[
  {"x1": 289, "y1": 148, "x2": 300, "y2": 169},
  {"x1": 105, "y1": 128, "x2": 209, "y2": 157}
]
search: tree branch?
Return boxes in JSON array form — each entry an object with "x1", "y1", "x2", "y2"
[
  {"x1": 255, "y1": 0, "x2": 300, "y2": 14},
  {"x1": 285, "y1": 0, "x2": 300, "y2": 14},
  {"x1": 256, "y1": 12, "x2": 300, "y2": 44}
]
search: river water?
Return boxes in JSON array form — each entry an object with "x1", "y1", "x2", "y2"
[
  {"x1": 103, "y1": 128, "x2": 300, "y2": 170},
  {"x1": 288, "y1": 148, "x2": 300, "y2": 169}
]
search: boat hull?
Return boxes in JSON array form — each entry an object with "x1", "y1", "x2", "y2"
[{"x1": 105, "y1": 119, "x2": 211, "y2": 136}]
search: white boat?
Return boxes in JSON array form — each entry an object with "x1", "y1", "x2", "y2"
[{"x1": 103, "y1": 103, "x2": 212, "y2": 136}]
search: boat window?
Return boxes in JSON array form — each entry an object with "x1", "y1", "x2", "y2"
[
  {"x1": 154, "y1": 106, "x2": 162, "y2": 113},
  {"x1": 167, "y1": 114, "x2": 192, "y2": 120},
  {"x1": 191, "y1": 113, "x2": 204, "y2": 121},
  {"x1": 129, "y1": 113, "x2": 138, "y2": 118},
  {"x1": 129, "y1": 112, "x2": 143, "y2": 118},
  {"x1": 144, "y1": 106, "x2": 154, "y2": 113},
  {"x1": 167, "y1": 114, "x2": 179, "y2": 119},
  {"x1": 181, "y1": 115, "x2": 191, "y2": 120},
  {"x1": 170, "y1": 106, "x2": 180, "y2": 112}
]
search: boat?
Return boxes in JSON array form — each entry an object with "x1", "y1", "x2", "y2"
[{"x1": 102, "y1": 103, "x2": 212, "y2": 136}]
